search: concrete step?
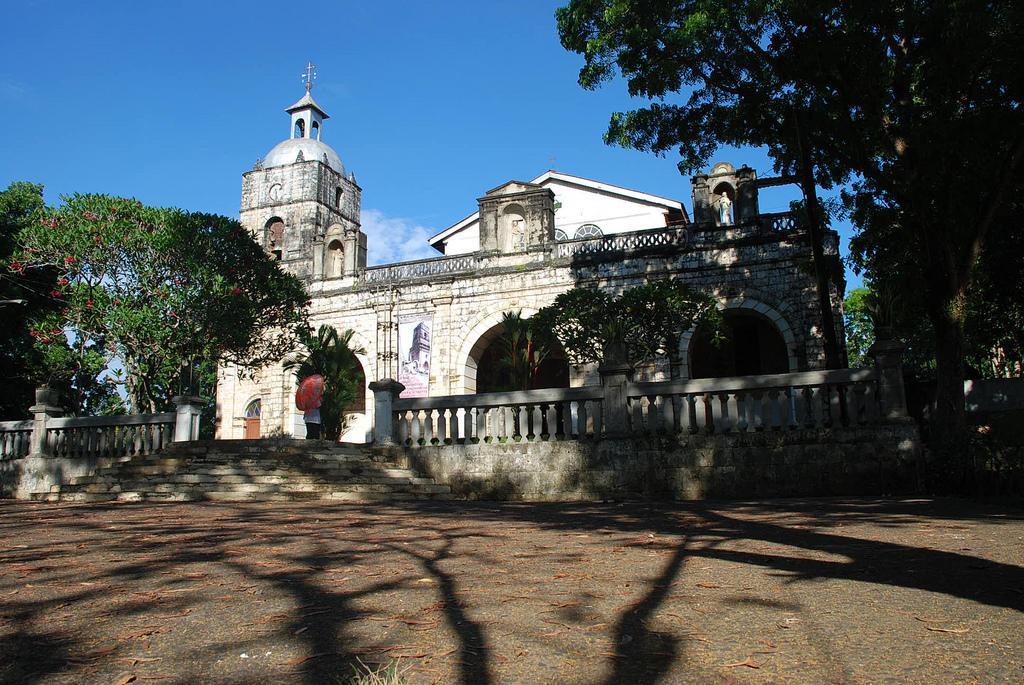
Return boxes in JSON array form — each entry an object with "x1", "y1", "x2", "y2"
[{"x1": 45, "y1": 439, "x2": 452, "y2": 503}]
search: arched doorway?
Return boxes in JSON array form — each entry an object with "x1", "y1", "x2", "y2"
[
  {"x1": 243, "y1": 398, "x2": 261, "y2": 439},
  {"x1": 470, "y1": 320, "x2": 570, "y2": 393},
  {"x1": 689, "y1": 309, "x2": 789, "y2": 379}
]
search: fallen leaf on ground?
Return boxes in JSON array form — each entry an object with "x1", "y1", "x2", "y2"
[
  {"x1": 926, "y1": 626, "x2": 970, "y2": 634},
  {"x1": 112, "y1": 672, "x2": 136, "y2": 684}
]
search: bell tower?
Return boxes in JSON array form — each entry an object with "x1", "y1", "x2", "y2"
[{"x1": 240, "y1": 64, "x2": 366, "y2": 282}]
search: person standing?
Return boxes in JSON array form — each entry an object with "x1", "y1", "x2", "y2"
[{"x1": 304, "y1": 406, "x2": 321, "y2": 440}]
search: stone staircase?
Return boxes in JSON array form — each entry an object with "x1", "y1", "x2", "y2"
[{"x1": 33, "y1": 439, "x2": 451, "y2": 503}]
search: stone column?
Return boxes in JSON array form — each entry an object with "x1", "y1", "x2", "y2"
[
  {"x1": 368, "y1": 379, "x2": 405, "y2": 445},
  {"x1": 172, "y1": 395, "x2": 204, "y2": 442},
  {"x1": 28, "y1": 386, "x2": 62, "y2": 456},
  {"x1": 869, "y1": 337, "x2": 908, "y2": 419},
  {"x1": 599, "y1": 343, "x2": 633, "y2": 436},
  {"x1": 18, "y1": 387, "x2": 64, "y2": 499}
]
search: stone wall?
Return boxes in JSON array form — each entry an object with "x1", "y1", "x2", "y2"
[
  {"x1": 383, "y1": 422, "x2": 922, "y2": 501},
  {"x1": 218, "y1": 224, "x2": 844, "y2": 440}
]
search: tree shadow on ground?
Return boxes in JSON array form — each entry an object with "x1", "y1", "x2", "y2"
[{"x1": 0, "y1": 497, "x2": 1021, "y2": 685}]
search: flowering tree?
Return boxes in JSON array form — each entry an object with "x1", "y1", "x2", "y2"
[{"x1": 13, "y1": 194, "x2": 309, "y2": 413}]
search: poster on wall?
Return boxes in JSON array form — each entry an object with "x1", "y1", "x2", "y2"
[{"x1": 397, "y1": 314, "x2": 432, "y2": 398}]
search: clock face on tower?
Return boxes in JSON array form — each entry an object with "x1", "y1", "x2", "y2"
[{"x1": 268, "y1": 183, "x2": 283, "y2": 202}]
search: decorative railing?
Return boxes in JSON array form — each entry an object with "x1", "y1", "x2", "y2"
[
  {"x1": 394, "y1": 386, "x2": 604, "y2": 446},
  {"x1": 0, "y1": 420, "x2": 33, "y2": 460},
  {"x1": 555, "y1": 227, "x2": 688, "y2": 259},
  {"x1": 46, "y1": 413, "x2": 177, "y2": 459},
  {"x1": 759, "y1": 211, "x2": 803, "y2": 233},
  {"x1": 364, "y1": 253, "x2": 481, "y2": 284},
  {"x1": 628, "y1": 369, "x2": 880, "y2": 435}
]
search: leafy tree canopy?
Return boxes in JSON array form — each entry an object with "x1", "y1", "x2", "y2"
[
  {"x1": 557, "y1": 0, "x2": 1024, "y2": 440},
  {"x1": 13, "y1": 194, "x2": 310, "y2": 413},
  {"x1": 535, "y1": 280, "x2": 720, "y2": 367}
]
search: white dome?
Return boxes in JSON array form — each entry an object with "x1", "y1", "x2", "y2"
[{"x1": 264, "y1": 137, "x2": 345, "y2": 174}]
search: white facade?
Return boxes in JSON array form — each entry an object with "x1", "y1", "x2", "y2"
[{"x1": 428, "y1": 171, "x2": 687, "y2": 255}]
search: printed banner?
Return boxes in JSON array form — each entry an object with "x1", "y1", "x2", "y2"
[{"x1": 397, "y1": 314, "x2": 432, "y2": 398}]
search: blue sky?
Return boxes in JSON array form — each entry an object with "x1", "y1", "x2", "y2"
[{"x1": 0, "y1": 0, "x2": 857, "y2": 284}]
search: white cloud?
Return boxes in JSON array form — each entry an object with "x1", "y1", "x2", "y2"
[{"x1": 362, "y1": 208, "x2": 440, "y2": 265}]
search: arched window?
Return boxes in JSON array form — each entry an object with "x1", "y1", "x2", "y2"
[
  {"x1": 264, "y1": 217, "x2": 285, "y2": 259},
  {"x1": 294, "y1": 119, "x2": 305, "y2": 138},
  {"x1": 311, "y1": 121, "x2": 320, "y2": 140},
  {"x1": 327, "y1": 239, "x2": 344, "y2": 278},
  {"x1": 574, "y1": 224, "x2": 602, "y2": 239},
  {"x1": 554, "y1": 229, "x2": 568, "y2": 241},
  {"x1": 335, "y1": 187, "x2": 343, "y2": 209}
]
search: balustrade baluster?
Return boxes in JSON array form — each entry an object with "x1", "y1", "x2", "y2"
[
  {"x1": 661, "y1": 394, "x2": 676, "y2": 434},
  {"x1": 829, "y1": 385, "x2": 843, "y2": 427},
  {"x1": 531, "y1": 404, "x2": 543, "y2": 441},
  {"x1": 462, "y1": 406, "x2": 474, "y2": 442},
  {"x1": 560, "y1": 401, "x2": 572, "y2": 439},
  {"x1": 410, "y1": 410, "x2": 422, "y2": 445},
  {"x1": 734, "y1": 392, "x2": 749, "y2": 432},
  {"x1": 810, "y1": 387, "x2": 825, "y2": 428},
  {"x1": 436, "y1": 409, "x2": 448, "y2": 444},
  {"x1": 714, "y1": 393, "x2": 731, "y2": 433},
  {"x1": 474, "y1": 406, "x2": 486, "y2": 442},
  {"x1": 449, "y1": 408, "x2": 460, "y2": 443},
  {"x1": 577, "y1": 401, "x2": 589, "y2": 438}
]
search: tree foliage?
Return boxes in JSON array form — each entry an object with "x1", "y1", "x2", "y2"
[
  {"x1": 535, "y1": 280, "x2": 720, "y2": 367},
  {"x1": 13, "y1": 194, "x2": 310, "y2": 413},
  {"x1": 557, "y1": 0, "x2": 1024, "y2": 443},
  {"x1": 490, "y1": 310, "x2": 553, "y2": 392},
  {"x1": 285, "y1": 325, "x2": 366, "y2": 441}
]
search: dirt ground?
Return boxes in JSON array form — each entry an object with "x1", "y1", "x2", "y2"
[{"x1": 1, "y1": 497, "x2": 1022, "y2": 685}]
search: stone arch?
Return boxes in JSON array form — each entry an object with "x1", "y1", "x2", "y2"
[
  {"x1": 264, "y1": 216, "x2": 285, "y2": 259},
  {"x1": 677, "y1": 298, "x2": 798, "y2": 379},
  {"x1": 499, "y1": 203, "x2": 527, "y2": 252},
  {"x1": 326, "y1": 239, "x2": 344, "y2": 278},
  {"x1": 323, "y1": 223, "x2": 345, "y2": 278},
  {"x1": 456, "y1": 307, "x2": 538, "y2": 394},
  {"x1": 282, "y1": 327, "x2": 376, "y2": 441}
]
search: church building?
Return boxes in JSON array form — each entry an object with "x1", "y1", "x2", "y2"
[{"x1": 216, "y1": 83, "x2": 844, "y2": 441}]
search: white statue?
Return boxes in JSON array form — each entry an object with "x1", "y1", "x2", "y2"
[{"x1": 718, "y1": 193, "x2": 733, "y2": 225}]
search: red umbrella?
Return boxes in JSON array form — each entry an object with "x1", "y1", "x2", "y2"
[{"x1": 295, "y1": 374, "x2": 325, "y2": 411}]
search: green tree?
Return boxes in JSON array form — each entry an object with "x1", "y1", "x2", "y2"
[
  {"x1": 13, "y1": 194, "x2": 310, "y2": 413},
  {"x1": 843, "y1": 287, "x2": 874, "y2": 369},
  {"x1": 494, "y1": 310, "x2": 553, "y2": 392},
  {"x1": 535, "y1": 280, "x2": 719, "y2": 368},
  {"x1": 1, "y1": 182, "x2": 118, "y2": 417},
  {"x1": 286, "y1": 325, "x2": 366, "y2": 441},
  {"x1": 1, "y1": 182, "x2": 51, "y2": 418},
  {"x1": 557, "y1": 0, "x2": 1024, "y2": 447}
]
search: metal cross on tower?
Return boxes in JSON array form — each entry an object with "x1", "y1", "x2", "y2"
[{"x1": 302, "y1": 62, "x2": 318, "y2": 92}]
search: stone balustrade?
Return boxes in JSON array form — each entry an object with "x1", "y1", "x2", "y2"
[
  {"x1": 392, "y1": 386, "x2": 605, "y2": 445},
  {"x1": 46, "y1": 413, "x2": 177, "y2": 459},
  {"x1": 358, "y1": 213, "x2": 802, "y2": 285},
  {"x1": 0, "y1": 420, "x2": 32, "y2": 460},
  {"x1": 628, "y1": 368, "x2": 881, "y2": 435},
  {"x1": 0, "y1": 390, "x2": 201, "y2": 463},
  {"x1": 381, "y1": 365, "x2": 901, "y2": 447}
]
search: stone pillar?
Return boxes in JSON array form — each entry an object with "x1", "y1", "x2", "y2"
[
  {"x1": 28, "y1": 386, "x2": 62, "y2": 456},
  {"x1": 18, "y1": 387, "x2": 64, "y2": 499},
  {"x1": 869, "y1": 337, "x2": 908, "y2": 419},
  {"x1": 599, "y1": 343, "x2": 633, "y2": 436},
  {"x1": 368, "y1": 379, "x2": 405, "y2": 445},
  {"x1": 172, "y1": 395, "x2": 203, "y2": 442}
]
